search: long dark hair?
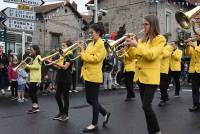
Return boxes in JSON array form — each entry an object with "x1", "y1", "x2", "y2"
[
  {"x1": 143, "y1": 15, "x2": 160, "y2": 42},
  {"x1": 90, "y1": 22, "x2": 105, "y2": 37},
  {"x1": 31, "y1": 45, "x2": 40, "y2": 56}
]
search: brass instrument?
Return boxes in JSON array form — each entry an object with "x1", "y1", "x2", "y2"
[
  {"x1": 175, "y1": 6, "x2": 200, "y2": 35},
  {"x1": 13, "y1": 57, "x2": 33, "y2": 71},
  {"x1": 109, "y1": 29, "x2": 144, "y2": 58},
  {"x1": 59, "y1": 41, "x2": 86, "y2": 61},
  {"x1": 39, "y1": 53, "x2": 61, "y2": 66}
]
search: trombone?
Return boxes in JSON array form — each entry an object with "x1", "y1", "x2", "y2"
[
  {"x1": 13, "y1": 57, "x2": 33, "y2": 71},
  {"x1": 59, "y1": 40, "x2": 89, "y2": 61}
]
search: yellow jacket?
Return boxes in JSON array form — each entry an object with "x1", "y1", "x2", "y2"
[
  {"x1": 122, "y1": 53, "x2": 136, "y2": 72},
  {"x1": 80, "y1": 38, "x2": 107, "y2": 83},
  {"x1": 170, "y1": 48, "x2": 182, "y2": 71},
  {"x1": 127, "y1": 35, "x2": 166, "y2": 85},
  {"x1": 185, "y1": 41, "x2": 200, "y2": 73},
  {"x1": 27, "y1": 55, "x2": 41, "y2": 83},
  {"x1": 160, "y1": 44, "x2": 174, "y2": 74}
]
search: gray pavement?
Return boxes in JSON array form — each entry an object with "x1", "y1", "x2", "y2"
[{"x1": 0, "y1": 87, "x2": 200, "y2": 134}]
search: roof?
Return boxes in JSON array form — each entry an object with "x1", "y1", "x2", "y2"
[
  {"x1": 87, "y1": 0, "x2": 102, "y2": 4},
  {"x1": 34, "y1": 2, "x2": 82, "y2": 18}
]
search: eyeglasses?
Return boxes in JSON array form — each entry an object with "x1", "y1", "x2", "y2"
[{"x1": 142, "y1": 23, "x2": 150, "y2": 26}]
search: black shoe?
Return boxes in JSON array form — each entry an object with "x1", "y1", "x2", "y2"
[
  {"x1": 58, "y1": 114, "x2": 69, "y2": 121},
  {"x1": 158, "y1": 101, "x2": 166, "y2": 107},
  {"x1": 83, "y1": 126, "x2": 98, "y2": 133},
  {"x1": 53, "y1": 113, "x2": 63, "y2": 120},
  {"x1": 125, "y1": 97, "x2": 135, "y2": 102},
  {"x1": 189, "y1": 106, "x2": 199, "y2": 112},
  {"x1": 27, "y1": 107, "x2": 40, "y2": 114},
  {"x1": 103, "y1": 112, "x2": 111, "y2": 127}
]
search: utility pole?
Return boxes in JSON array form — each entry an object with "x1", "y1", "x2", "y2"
[
  {"x1": 22, "y1": 31, "x2": 25, "y2": 59},
  {"x1": 94, "y1": 0, "x2": 98, "y2": 23}
]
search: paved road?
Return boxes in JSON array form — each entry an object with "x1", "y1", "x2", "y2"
[{"x1": 0, "y1": 87, "x2": 200, "y2": 134}]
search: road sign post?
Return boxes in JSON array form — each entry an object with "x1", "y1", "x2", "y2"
[{"x1": 3, "y1": 0, "x2": 44, "y2": 6}]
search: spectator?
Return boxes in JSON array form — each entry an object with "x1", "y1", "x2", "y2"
[
  {"x1": 0, "y1": 44, "x2": 9, "y2": 95},
  {"x1": 8, "y1": 55, "x2": 18, "y2": 100}
]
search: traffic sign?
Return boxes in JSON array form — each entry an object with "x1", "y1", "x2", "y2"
[
  {"x1": 17, "y1": 5, "x2": 31, "y2": 10},
  {"x1": 3, "y1": 18, "x2": 35, "y2": 31},
  {"x1": 2, "y1": 7, "x2": 36, "y2": 21},
  {"x1": 3, "y1": 0, "x2": 45, "y2": 6}
]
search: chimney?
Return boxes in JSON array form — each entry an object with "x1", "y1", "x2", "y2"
[{"x1": 71, "y1": 1, "x2": 77, "y2": 10}]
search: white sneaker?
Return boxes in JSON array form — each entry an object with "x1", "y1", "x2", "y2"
[
  {"x1": 18, "y1": 98, "x2": 23, "y2": 102},
  {"x1": 73, "y1": 90, "x2": 79, "y2": 93},
  {"x1": 1, "y1": 89, "x2": 5, "y2": 95}
]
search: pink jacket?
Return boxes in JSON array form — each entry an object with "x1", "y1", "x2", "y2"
[{"x1": 8, "y1": 65, "x2": 17, "y2": 81}]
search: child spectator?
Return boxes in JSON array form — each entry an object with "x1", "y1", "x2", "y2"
[
  {"x1": 8, "y1": 55, "x2": 18, "y2": 100},
  {"x1": 17, "y1": 65, "x2": 28, "y2": 102}
]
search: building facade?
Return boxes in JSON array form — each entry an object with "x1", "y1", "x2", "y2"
[
  {"x1": 33, "y1": 1, "x2": 87, "y2": 53},
  {"x1": 88, "y1": 0, "x2": 196, "y2": 41}
]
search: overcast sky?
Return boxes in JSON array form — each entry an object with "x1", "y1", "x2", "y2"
[{"x1": 0, "y1": 0, "x2": 90, "y2": 13}]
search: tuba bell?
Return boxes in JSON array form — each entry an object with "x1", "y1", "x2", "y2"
[{"x1": 175, "y1": 6, "x2": 200, "y2": 35}]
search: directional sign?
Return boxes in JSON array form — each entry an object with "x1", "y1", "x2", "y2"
[
  {"x1": 17, "y1": 5, "x2": 31, "y2": 10},
  {"x1": 3, "y1": 18, "x2": 35, "y2": 31},
  {"x1": 0, "y1": 15, "x2": 6, "y2": 22},
  {"x1": 3, "y1": 0, "x2": 45, "y2": 6},
  {"x1": 2, "y1": 7, "x2": 36, "y2": 21}
]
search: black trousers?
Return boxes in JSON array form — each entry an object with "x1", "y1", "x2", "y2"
[
  {"x1": 0, "y1": 74, "x2": 5, "y2": 89},
  {"x1": 85, "y1": 81, "x2": 107, "y2": 125},
  {"x1": 169, "y1": 71, "x2": 181, "y2": 95},
  {"x1": 29, "y1": 83, "x2": 39, "y2": 104},
  {"x1": 55, "y1": 82, "x2": 70, "y2": 115},
  {"x1": 72, "y1": 70, "x2": 76, "y2": 91},
  {"x1": 138, "y1": 83, "x2": 160, "y2": 134},
  {"x1": 159, "y1": 73, "x2": 170, "y2": 101},
  {"x1": 11, "y1": 81, "x2": 18, "y2": 97},
  {"x1": 124, "y1": 71, "x2": 135, "y2": 98},
  {"x1": 191, "y1": 73, "x2": 200, "y2": 106}
]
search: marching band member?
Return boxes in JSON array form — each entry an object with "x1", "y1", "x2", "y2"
[
  {"x1": 127, "y1": 15, "x2": 165, "y2": 134},
  {"x1": 24, "y1": 45, "x2": 41, "y2": 114},
  {"x1": 121, "y1": 51, "x2": 136, "y2": 101},
  {"x1": 158, "y1": 37, "x2": 175, "y2": 107},
  {"x1": 51, "y1": 40, "x2": 73, "y2": 121},
  {"x1": 169, "y1": 43, "x2": 182, "y2": 97},
  {"x1": 186, "y1": 37, "x2": 200, "y2": 112},
  {"x1": 79, "y1": 22, "x2": 110, "y2": 133}
]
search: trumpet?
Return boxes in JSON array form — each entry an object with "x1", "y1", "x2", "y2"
[
  {"x1": 13, "y1": 57, "x2": 33, "y2": 71},
  {"x1": 108, "y1": 29, "x2": 144, "y2": 58}
]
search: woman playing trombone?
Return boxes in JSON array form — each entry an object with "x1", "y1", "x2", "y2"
[
  {"x1": 47, "y1": 40, "x2": 73, "y2": 121},
  {"x1": 78, "y1": 22, "x2": 110, "y2": 133}
]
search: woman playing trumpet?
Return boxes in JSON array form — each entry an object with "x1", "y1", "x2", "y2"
[
  {"x1": 126, "y1": 15, "x2": 165, "y2": 134},
  {"x1": 78, "y1": 22, "x2": 110, "y2": 132}
]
